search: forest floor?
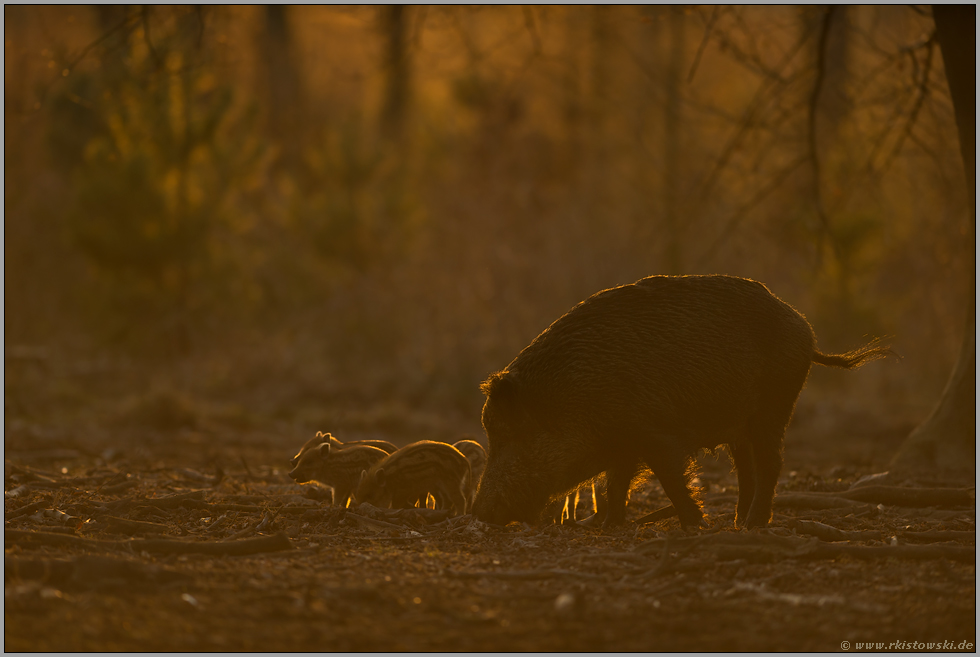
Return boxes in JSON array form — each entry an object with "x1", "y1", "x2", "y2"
[{"x1": 4, "y1": 363, "x2": 976, "y2": 652}]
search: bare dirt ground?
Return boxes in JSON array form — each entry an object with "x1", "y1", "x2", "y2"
[{"x1": 4, "y1": 363, "x2": 976, "y2": 652}]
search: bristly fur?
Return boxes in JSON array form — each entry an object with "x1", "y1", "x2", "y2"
[
  {"x1": 355, "y1": 441, "x2": 473, "y2": 516},
  {"x1": 472, "y1": 274, "x2": 894, "y2": 530},
  {"x1": 288, "y1": 443, "x2": 389, "y2": 508},
  {"x1": 289, "y1": 432, "x2": 397, "y2": 468}
]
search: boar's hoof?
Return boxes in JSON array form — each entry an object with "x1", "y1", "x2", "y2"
[
  {"x1": 742, "y1": 511, "x2": 772, "y2": 529},
  {"x1": 600, "y1": 516, "x2": 627, "y2": 531},
  {"x1": 682, "y1": 518, "x2": 711, "y2": 533}
]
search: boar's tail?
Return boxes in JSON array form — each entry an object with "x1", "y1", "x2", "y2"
[{"x1": 812, "y1": 339, "x2": 899, "y2": 370}]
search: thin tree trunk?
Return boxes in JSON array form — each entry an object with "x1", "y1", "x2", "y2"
[
  {"x1": 662, "y1": 6, "x2": 685, "y2": 275},
  {"x1": 380, "y1": 5, "x2": 410, "y2": 143},
  {"x1": 262, "y1": 5, "x2": 305, "y2": 171},
  {"x1": 891, "y1": 5, "x2": 975, "y2": 471}
]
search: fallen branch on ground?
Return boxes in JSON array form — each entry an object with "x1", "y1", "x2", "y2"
[
  {"x1": 175, "y1": 468, "x2": 224, "y2": 487},
  {"x1": 223, "y1": 507, "x2": 283, "y2": 541},
  {"x1": 635, "y1": 505, "x2": 679, "y2": 525},
  {"x1": 5, "y1": 529, "x2": 112, "y2": 550},
  {"x1": 787, "y1": 519, "x2": 881, "y2": 542},
  {"x1": 774, "y1": 494, "x2": 872, "y2": 510},
  {"x1": 132, "y1": 532, "x2": 292, "y2": 556},
  {"x1": 207, "y1": 504, "x2": 315, "y2": 514},
  {"x1": 100, "y1": 479, "x2": 140, "y2": 495},
  {"x1": 105, "y1": 516, "x2": 170, "y2": 536},
  {"x1": 4, "y1": 528, "x2": 293, "y2": 556},
  {"x1": 834, "y1": 486, "x2": 974, "y2": 507},
  {"x1": 898, "y1": 530, "x2": 975, "y2": 543},
  {"x1": 108, "y1": 490, "x2": 208, "y2": 512},
  {"x1": 5, "y1": 501, "x2": 49, "y2": 521}
]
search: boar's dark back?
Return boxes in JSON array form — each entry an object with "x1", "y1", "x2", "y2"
[{"x1": 486, "y1": 275, "x2": 809, "y2": 447}]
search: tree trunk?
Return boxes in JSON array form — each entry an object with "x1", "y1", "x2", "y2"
[
  {"x1": 891, "y1": 5, "x2": 975, "y2": 471},
  {"x1": 262, "y1": 5, "x2": 305, "y2": 171},
  {"x1": 662, "y1": 6, "x2": 686, "y2": 275},
  {"x1": 380, "y1": 5, "x2": 410, "y2": 143}
]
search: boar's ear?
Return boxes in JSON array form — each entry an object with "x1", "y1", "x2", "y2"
[
  {"x1": 374, "y1": 468, "x2": 386, "y2": 487},
  {"x1": 481, "y1": 370, "x2": 523, "y2": 420},
  {"x1": 480, "y1": 370, "x2": 520, "y2": 401}
]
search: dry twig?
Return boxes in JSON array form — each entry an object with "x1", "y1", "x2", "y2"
[{"x1": 105, "y1": 516, "x2": 170, "y2": 536}]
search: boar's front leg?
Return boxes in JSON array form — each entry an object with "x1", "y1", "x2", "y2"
[{"x1": 601, "y1": 462, "x2": 641, "y2": 528}]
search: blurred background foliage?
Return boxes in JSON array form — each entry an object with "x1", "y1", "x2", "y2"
[{"x1": 4, "y1": 6, "x2": 972, "y2": 445}]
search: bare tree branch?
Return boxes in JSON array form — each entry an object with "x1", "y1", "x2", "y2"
[
  {"x1": 806, "y1": 5, "x2": 840, "y2": 260},
  {"x1": 695, "y1": 153, "x2": 809, "y2": 269},
  {"x1": 696, "y1": 22, "x2": 817, "y2": 202},
  {"x1": 522, "y1": 7, "x2": 541, "y2": 56},
  {"x1": 821, "y1": 31, "x2": 938, "y2": 218},
  {"x1": 65, "y1": 11, "x2": 141, "y2": 74},
  {"x1": 687, "y1": 6, "x2": 721, "y2": 83},
  {"x1": 880, "y1": 33, "x2": 936, "y2": 171},
  {"x1": 141, "y1": 5, "x2": 164, "y2": 69}
]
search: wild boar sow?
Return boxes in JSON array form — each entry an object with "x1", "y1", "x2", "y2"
[{"x1": 472, "y1": 274, "x2": 894, "y2": 529}]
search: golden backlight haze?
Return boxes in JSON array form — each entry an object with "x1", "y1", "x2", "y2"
[{"x1": 5, "y1": 5, "x2": 971, "y2": 448}]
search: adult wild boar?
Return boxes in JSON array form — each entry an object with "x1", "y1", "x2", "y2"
[{"x1": 472, "y1": 274, "x2": 894, "y2": 529}]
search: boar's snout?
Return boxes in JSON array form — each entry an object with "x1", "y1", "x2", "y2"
[
  {"x1": 472, "y1": 493, "x2": 514, "y2": 526},
  {"x1": 473, "y1": 503, "x2": 512, "y2": 526}
]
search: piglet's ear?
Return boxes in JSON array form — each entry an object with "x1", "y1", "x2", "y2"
[
  {"x1": 358, "y1": 470, "x2": 367, "y2": 485},
  {"x1": 374, "y1": 468, "x2": 386, "y2": 487},
  {"x1": 318, "y1": 442, "x2": 331, "y2": 459}
]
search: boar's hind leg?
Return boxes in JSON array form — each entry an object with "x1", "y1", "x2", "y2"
[
  {"x1": 728, "y1": 442, "x2": 756, "y2": 529},
  {"x1": 743, "y1": 424, "x2": 785, "y2": 528},
  {"x1": 646, "y1": 449, "x2": 704, "y2": 529}
]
